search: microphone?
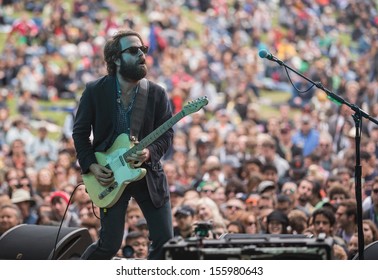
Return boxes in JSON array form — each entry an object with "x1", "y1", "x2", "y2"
[
  {"x1": 258, "y1": 49, "x2": 283, "y2": 64},
  {"x1": 258, "y1": 49, "x2": 272, "y2": 59}
]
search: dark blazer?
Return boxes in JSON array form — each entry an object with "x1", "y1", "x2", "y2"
[{"x1": 72, "y1": 75, "x2": 173, "y2": 208}]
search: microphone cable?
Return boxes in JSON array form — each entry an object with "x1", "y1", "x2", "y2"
[{"x1": 259, "y1": 48, "x2": 316, "y2": 95}]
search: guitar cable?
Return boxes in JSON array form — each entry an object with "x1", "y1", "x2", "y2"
[
  {"x1": 51, "y1": 182, "x2": 101, "y2": 259},
  {"x1": 50, "y1": 182, "x2": 78, "y2": 260}
]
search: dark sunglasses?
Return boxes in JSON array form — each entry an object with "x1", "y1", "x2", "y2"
[
  {"x1": 121, "y1": 45, "x2": 149, "y2": 55},
  {"x1": 201, "y1": 189, "x2": 215, "y2": 193},
  {"x1": 226, "y1": 205, "x2": 242, "y2": 210},
  {"x1": 17, "y1": 183, "x2": 31, "y2": 188},
  {"x1": 373, "y1": 189, "x2": 378, "y2": 194}
]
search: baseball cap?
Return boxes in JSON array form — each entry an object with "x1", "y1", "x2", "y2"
[
  {"x1": 174, "y1": 205, "x2": 195, "y2": 218},
  {"x1": 50, "y1": 191, "x2": 70, "y2": 205},
  {"x1": 257, "y1": 180, "x2": 276, "y2": 194},
  {"x1": 169, "y1": 185, "x2": 185, "y2": 197}
]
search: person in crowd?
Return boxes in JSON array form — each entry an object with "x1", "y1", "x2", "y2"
[
  {"x1": 124, "y1": 201, "x2": 144, "y2": 235},
  {"x1": 265, "y1": 210, "x2": 289, "y2": 234},
  {"x1": 288, "y1": 209, "x2": 308, "y2": 234},
  {"x1": 163, "y1": 160, "x2": 186, "y2": 192},
  {"x1": 257, "y1": 180, "x2": 277, "y2": 198},
  {"x1": 198, "y1": 181, "x2": 217, "y2": 199},
  {"x1": 0, "y1": 194, "x2": 11, "y2": 208},
  {"x1": 169, "y1": 185, "x2": 186, "y2": 212},
  {"x1": 315, "y1": 131, "x2": 335, "y2": 172},
  {"x1": 241, "y1": 211, "x2": 260, "y2": 234},
  {"x1": 35, "y1": 202, "x2": 53, "y2": 225},
  {"x1": 4, "y1": 138, "x2": 33, "y2": 171},
  {"x1": 226, "y1": 220, "x2": 246, "y2": 234},
  {"x1": 212, "y1": 185, "x2": 227, "y2": 207},
  {"x1": 201, "y1": 155, "x2": 223, "y2": 185},
  {"x1": 69, "y1": 182, "x2": 91, "y2": 217},
  {"x1": 3, "y1": 168, "x2": 22, "y2": 198},
  {"x1": 291, "y1": 114, "x2": 320, "y2": 157},
  {"x1": 173, "y1": 205, "x2": 196, "y2": 239},
  {"x1": 224, "y1": 177, "x2": 246, "y2": 201},
  {"x1": 281, "y1": 181, "x2": 298, "y2": 205},
  {"x1": 34, "y1": 167, "x2": 56, "y2": 203},
  {"x1": 347, "y1": 219, "x2": 378, "y2": 259},
  {"x1": 49, "y1": 190, "x2": 80, "y2": 227},
  {"x1": 276, "y1": 122, "x2": 302, "y2": 163},
  {"x1": 10, "y1": 188, "x2": 38, "y2": 224},
  {"x1": 310, "y1": 207, "x2": 347, "y2": 260},
  {"x1": 256, "y1": 194, "x2": 275, "y2": 217},
  {"x1": 79, "y1": 202, "x2": 101, "y2": 242},
  {"x1": 276, "y1": 194, "x2": 293, "y2": 216},
  {"x1": 52, "y1": 165, "x2": 69, "y2": 191},
  {"x1": 260, "y1": 163, "x2": 280, "y2": 187},
  {"x1": 122, "y1": 231, "x2": 149, "y2": 259},
  {"x1": 257, "y1": 136, "x2": 289, "y2": 179},
  {"x1": 72, "y1": 30, "x2": 174, "y2": 260},
  {"x1": 347, "y1": 232, "x2": 359, "y2": 259},
  {"x1": 195, "y1": 197, "x2": 225, "y2": 227},
  {"x1": 335, "y1": 199, "x2": 357, "y2": 244},
  {"x1": 180, "y1": 155, "x2": 202, "y2": 190},
  {"x1": 363, "y1": 176, "x2": 378, "y2": 228},
  {"x1": 361, "y1": 151, "x2": 378, "y2": 191},
  {"x1": 223, "y1": 197, "x2": 246, "y2": 223},
  {"x1": 362, "y1": 219, "x2": 378, "y2": 246},
  {"x1": 327, "y1": 184, "x2": 350, "y2": 205},
  {"x1": 5, "y1": 118, "x2": 34, "y2": 151},
  {"x1": 28, "y1": 126, "x2": 58, "y2": 171},
  {"x1": 281, "y1": 156, "x2": 307, "y2": 185},
  {"x1": 294, "y1": 177, "x2": 316, "y2": 217},
  {"x1": 0, "y1": 204, "x2": 22, "y2": 236},
  {"x1": 134, "y1": 218, "x2": 149, "y2": 238},
  {"x1": 334, "y1": 168, "x2": 354, "y2": 192}
]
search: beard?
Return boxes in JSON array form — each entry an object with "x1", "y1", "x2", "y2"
[
  {"x1": 298, "y1": 194, "x2": 309, "y2": 204},
  {"x1": 119, "y1": 58, "x2": 147, "y2": 81}
]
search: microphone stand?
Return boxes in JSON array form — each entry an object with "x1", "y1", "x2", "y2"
[{"x1": 263, "y1": 54, "x2": 378, "y2": 260}]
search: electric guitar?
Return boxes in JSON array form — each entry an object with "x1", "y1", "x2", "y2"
[{"x1": 83, "y1": 96, "x2": 208, "y2": 208}]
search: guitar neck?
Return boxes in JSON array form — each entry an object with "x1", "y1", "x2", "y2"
[{"x1": 123, "y1": 111, "x2": 185, "y2": 158}]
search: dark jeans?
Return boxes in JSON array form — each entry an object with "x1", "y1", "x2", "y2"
[{"x1": 80, "y1": 178, "x2": 173, "y2": 260}]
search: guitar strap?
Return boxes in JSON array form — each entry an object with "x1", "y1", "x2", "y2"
[{"x1": 129, "y1": 78, "x2": 149, "y2": 142}]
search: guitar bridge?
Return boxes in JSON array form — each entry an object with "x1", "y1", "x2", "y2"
[{"x1": 98, "y1": 181, "x2": 119, "y2": 199}]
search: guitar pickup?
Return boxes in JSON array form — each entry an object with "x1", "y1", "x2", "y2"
[
  {"x1": 119, "y1": 156, "x2": 125, "y2": 166},
  {"x1": 98, "y1": 181, "x2": 119, "y2": 199}
]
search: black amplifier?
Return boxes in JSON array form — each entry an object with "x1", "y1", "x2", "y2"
[{"x1": 163, "y1": 234, "x2": 333, "y2": 260}]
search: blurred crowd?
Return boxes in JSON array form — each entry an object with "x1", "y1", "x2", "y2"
[{"x1": 1, "y1": 0, "x2": 378, "y2": 260}]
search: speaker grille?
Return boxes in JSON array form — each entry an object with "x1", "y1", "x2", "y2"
[{"x1": 0, "y1": 224, "x2": 93, "y2": 260}]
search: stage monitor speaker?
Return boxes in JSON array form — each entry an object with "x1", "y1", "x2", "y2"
[
  {"x1": 0, "y1": 224, "x2": 93, "y2": 260},
  {"x1": 164, "y1": 233, "x2": 333, "y2": 260},
  {"x1": 353, "y1": 240, "x2": 378, "y2": 260}
]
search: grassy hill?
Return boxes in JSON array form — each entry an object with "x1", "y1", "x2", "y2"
[{"x1": 0, "y1": 1, "x2": 291, "y2": 139}]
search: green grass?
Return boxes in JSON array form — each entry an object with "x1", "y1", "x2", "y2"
[
  {"x1": 0, "y1": 33, "x2": 6, "y2": 53},
  {"x1": 6, "y1": 97, "x2": 76, "y2": 140},
  {"x1": 259, "y1": 90, "x2": 292, "y2": 119},
  {"x1": 0, "y1": 1, "x2": 295, "y2": 139},
  {"x1": 262, "y1": 90, "x2": 290, "y2": 104},
  {"x1": 37, "y1": 99, "x2": 76, "y2": 126},
  {"x1": 108, "y1": 0, "x2": 140, "y2": 12}
]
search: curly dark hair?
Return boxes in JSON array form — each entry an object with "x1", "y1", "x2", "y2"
[
  {"x1": 312, "y1": 207, "x2": 336, "y2": 227},
  {"x1": 103, "y1": 30, "x2": 144, "y2": 76}
]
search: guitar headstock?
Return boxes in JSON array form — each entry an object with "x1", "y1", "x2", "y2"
[{"x1": 182, "y1": 96, "x2": 209, "y2": 116}]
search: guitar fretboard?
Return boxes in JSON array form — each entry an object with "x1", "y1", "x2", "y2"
[{"x1": 122, "y1": 111, "x2": 185, "y2": 160}]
